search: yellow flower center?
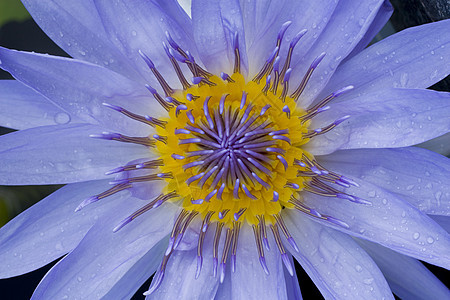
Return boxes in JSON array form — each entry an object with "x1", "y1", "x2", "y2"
[{"x1": 155, "y1": 73, "x2": 312, "y2": 226}]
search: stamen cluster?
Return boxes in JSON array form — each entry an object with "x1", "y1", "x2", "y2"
[{"x1": 76, "y1": 21, "x2": 368, "y2": 295}]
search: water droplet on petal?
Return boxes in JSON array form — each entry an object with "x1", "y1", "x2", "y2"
[
  {"x1": 427, "y1": 237, "x2": 434, "y2": 244},
  {"x1": 54, "y1": 112, "x2": 71, "y2": 125},
  {"x1": 413, "y1": 232, "x2": 420, "y2": 240}
]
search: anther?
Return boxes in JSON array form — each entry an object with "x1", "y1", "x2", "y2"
[
  {"x1": 277, "y1": 21, "x2": 292, "y2": 47},
  {"x1": 271, "y1": 191, "x2": 279, "y2": 202},
  {"x1": 75, "y1": 183, "x2": 131, "y2": 212},
  {"x1": 163, "y1": 42, "x2": 191, "y2": 90},
  {"x1": 252, "y1": 224, "x2": 269, "y2": 275},
  {"x1": 277, "y1": 155, "x2": 289, "y2": 170},
  {"x1": 219, "y1": 228, "x2": 233, "y2": 283},
  {"x1": 304, "y1": 115, "x2": 350, "y2": 138},
  {"x1": 175, "y1": 104, "x2": 188, "y2": 117},
  {"x1": 270, "y1": 224, "x2": 294, "y2": 276},
  {"x1": 260, "y1": 104, "x2": 271, "y2": 116},
  {"x1": 284, "y1": 182, "x2": 300, "y2": 189},
  {"x1": 282, "y1": 105, "x2": 291, "y2": 118},
  {"x1": 233, "y1": 31, "x2": 241, "y2": 74},
  {"x1": 270, "y1": 56, "x2": 281, "y2": 94},
  {"x1": 213, "y1": 223, "x2": 225, "y2": 277},
  {"x1": 113, "y1": 192, "x2": 177, "y2": 232},
  {"x1": 220, "y1": 72, "x2": 235, "y2": 82},
  {"x1": 192, "y1": 76, "x2": 216, "y2": 86},
  {"x1": 186, "y1": 172, "x2": 205, "y2": 185},
  {"x1": 186, "y1": 109, "x2": 195, "y2": 123},
  {"x1": 307, "y1": 85, "x2": 354, "y2": 113},
  {"x1": 279, "y1": 68, "x2": 292, "y2": 102},
  {"x1": 233, "y1": 178, "x2": 240, "y2": 199},
  {"x1": 290, "y1": 52, "x2": 326, "y2": 101},
  {"x1": 139, "y1": 50, "x2": 174, "y2": 96},
  {"x1": 279, "y1": 29, "x2": 307, "y2": 79},
  {"x1": 253, "y1": 46, "x2": 279, "y2": 83},
  {"x1": 262, "y1": 75, "x2": 271, "y2": 95},
  {"x1": 241, "y1": 183, "x2": 257, "y2": 199},
  {"x1": 152, "y1": 134, "x2": 167, "y2": 144},
  {"x1": 171, "y1": 154, "x2": 185, "y2": 160},
  {"x1": 186, "y1": 93, "x2": 199, "y2": 101},
  {"x1": 217, "y1": 94, "x2": 228, "y2": 114},
  {"x1": 240, "y1": 92, "x2": 248, "y2": 109},
  {"x1": 231, "y1": 222, "x2": 241, "y2": 273},
  {"x1": 234, "y1": 208, "x2": 247, "y2": 221},
  {"x1": 145, "y1": 84, "x2": 173, "y2": 111},
  {"x1": 257, "y1": 215, "x2": 270, "y2": 251},
  {"x1": 102, "y1": 102, "x2": 163, "y2": 128}
]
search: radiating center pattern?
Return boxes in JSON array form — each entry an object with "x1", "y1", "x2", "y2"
[{"x1": 79, "y1": 22, "x2": 370, "y2": 293}]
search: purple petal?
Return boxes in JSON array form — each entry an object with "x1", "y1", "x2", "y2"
[
  {"x1": 346, "y1": 0, "x2": 394, "y2": 59},
  {"x1": 102, "y1": 240, "x2": 167, "y2": 300},
  {"x1": 306, "y1": 88, "x2": 450, "y2": 155},
  {"x1": 357, "y1": 239, "x2": 450, "y2": 300},
  {"x1": 192, "y1": 0, "x2": 248, "y2": 75},
  {"x1": 145, "y1": 226, "x2": 220, "y2": 299},
  {"x1": 323, "y1": 19, "x2": 450, "y2": 98},
  {"x1": 0, "y1": 124, "x2": 151, "y2": 185},
  {"x1": 300, "y1": 176, "x2": 450, "y2": 270},
  {"x1": 94, "y1": 0, "x2": 196, "y2": 88},
  {"x1": 0, "y1": 47, "x2": 159, "y2": 136},
  {"x1": 0, "y1": 80, "x2": 82, "y2": 130},
  {"x1": 318, "y1": 147, "x2": 450, "y2": 216},
  {"x1": 31, "y1": 203, "x2": 178, "y2": 299},
  {"x1": 228, "y1": 226, "x2": 289, "y2": 299},
  {"x1": 290, "y1": 0, "x2": 387, "y2": 106},
  {"x1": 430, "y1": 215, "x2": 450, "y2": 233},
  {"x1": 0, "y1": 180, "x2": 126, "y2": 278},
  {"x1": 284, "y1": 211, "x2": 393, "y2": 299},
  {"x1": 21, "y1": 0, "x2": 142, "y2": 81},
  {"x1": 283, "y1": 254, "x2": 303, "y2": 300},
  {"x1": 241, "y1": 0, "x2": 338, "y2": 77}
]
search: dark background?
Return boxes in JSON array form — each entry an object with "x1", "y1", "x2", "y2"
[{"x1": 0, "y1": 0, "x2": 449, "y2": 299}]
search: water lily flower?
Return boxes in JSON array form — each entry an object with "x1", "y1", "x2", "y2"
[{"x1": 1, "y1": 0, "x2": 449, "y2": 299}]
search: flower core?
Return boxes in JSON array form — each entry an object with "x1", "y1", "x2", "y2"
[
  {"x1": 156, "y1": 73, "x2": 311, "y2": 227},
  {"x1": 80, "y1": 22, "x2": 365, "y2": 293}
]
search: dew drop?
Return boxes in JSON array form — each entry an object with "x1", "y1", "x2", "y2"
[
  {"x1": 55, "y1": 242, "x2": 63, "y2": 251},
  {"x1": 77, "y1": 276, "x2": 83, "y2": 282},
  {"x1": 363, "y1": 278, "x2": 374, "y2": 285},
  {"x1": 413, "y1": 232, "x2": 420, "y2": 240},
  {"x1": 367, "y1": 190, "x2": 376, "y2": 198},
  {"x1": 131, "y1": 30, "x2": 137, "y2": 36},
  {"x1": 355, "y1": 265, "x2": 363, "y2": 272},
  {"x1": 427, "y1": 237, "x2": 434, "y2": 244},
  {"x1": 54, "y1": 112, "x2": 71, "y2": 125},
  {"x1": 382, "y1": 199, "x2": 388, "y2": 205},
  {"x1": 399, "y1": 73, "x2": 409, "y2": 87}
]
